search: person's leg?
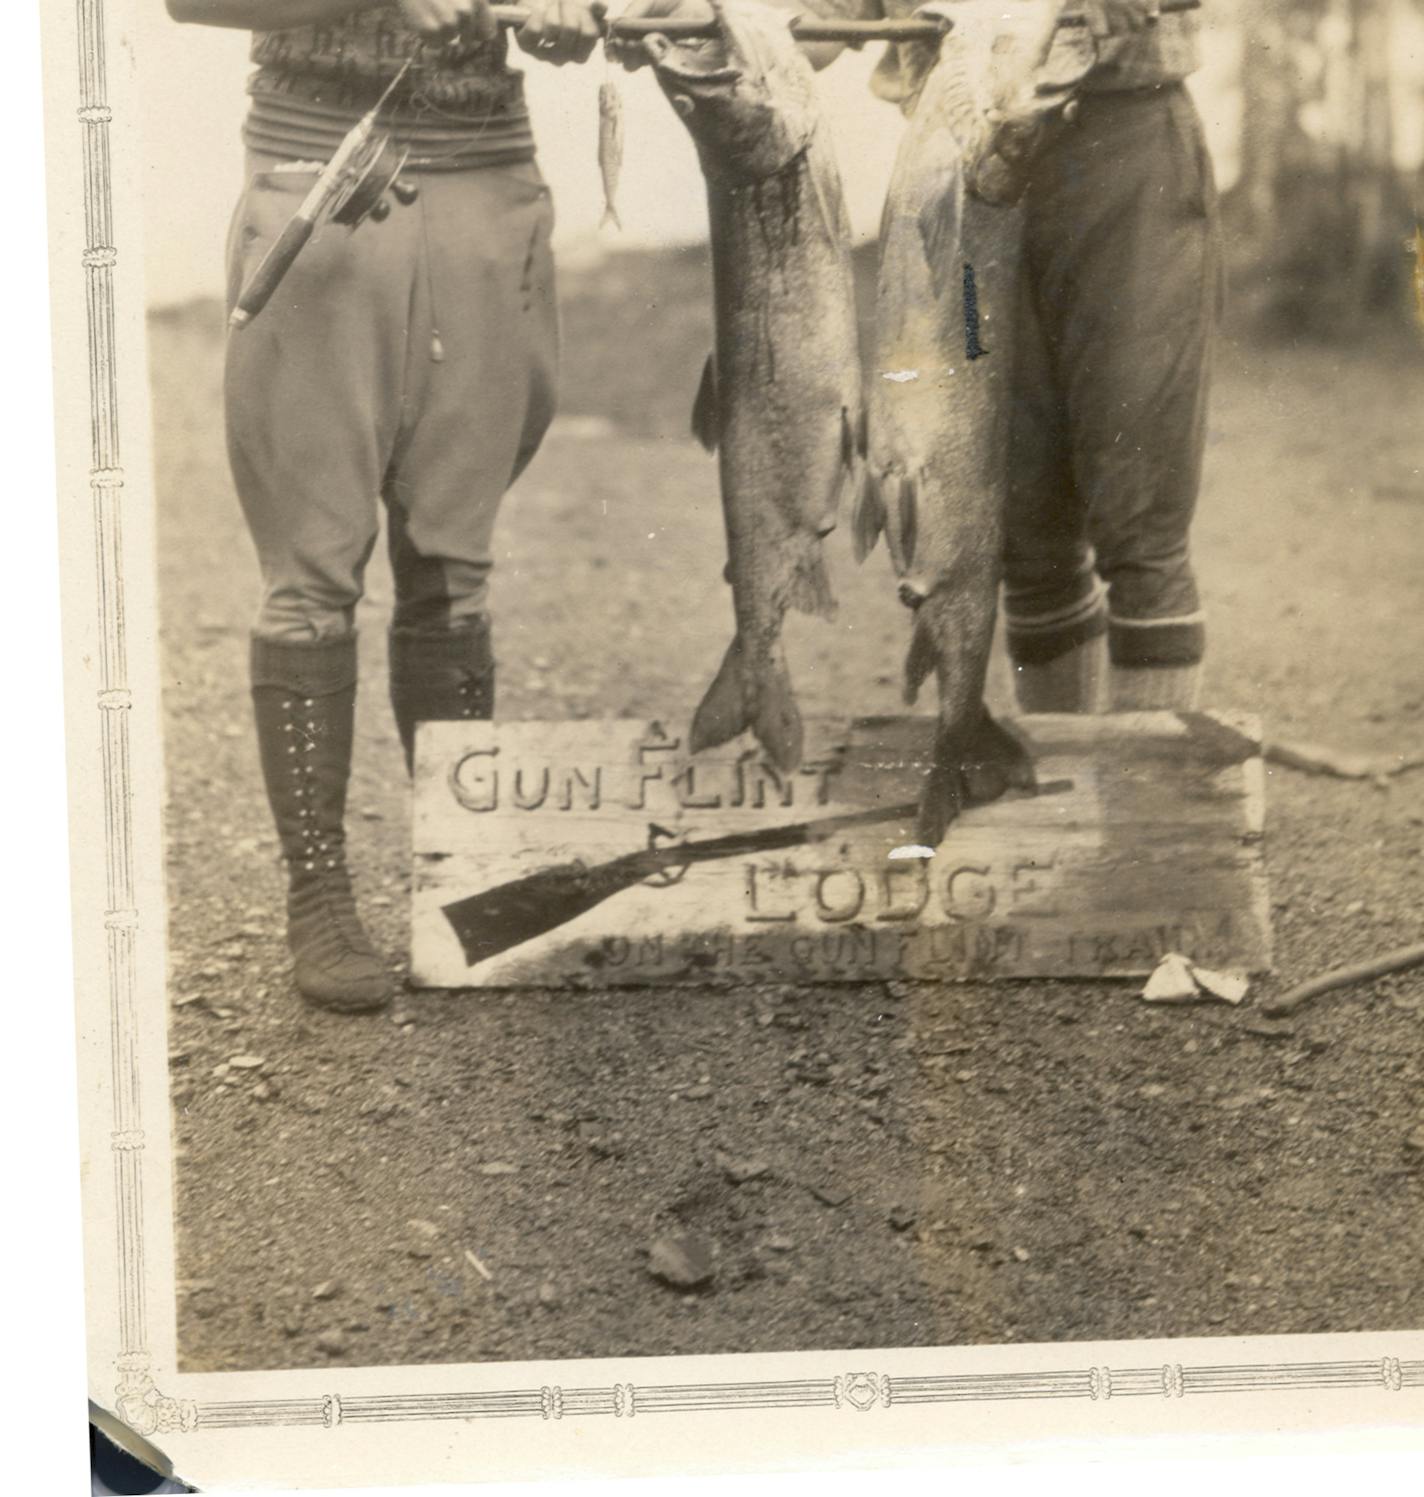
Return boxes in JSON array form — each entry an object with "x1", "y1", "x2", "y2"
[
  {"x1": 384, "y1": 160, "x2": 559, "y2": 771},
  {"x1": 225, "y1": 154, "x2": 413, "y2": 1009},
  {"x1": 1027, "y1": 87, "x2": 1223, "y2": 711},
  {"x1": 1003, "y1": 275, "x2": 1108, "y2": 713}
]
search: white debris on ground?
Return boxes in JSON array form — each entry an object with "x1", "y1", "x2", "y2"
[{"x1": 1141, "y1": 951, "x2": 1250, "y2": 1006}]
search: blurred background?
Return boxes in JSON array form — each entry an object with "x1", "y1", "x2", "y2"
[{"x1": 137, "y1": 1, "x2": 1424, "y2": 330}]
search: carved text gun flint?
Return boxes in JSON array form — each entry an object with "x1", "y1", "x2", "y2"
[{"x1": 231, "y1": 1, "x2": 1199, "y2": 330}]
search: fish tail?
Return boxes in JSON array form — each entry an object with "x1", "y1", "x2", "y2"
[
  {"x1": 690, "y1": 634, "x2": 804, "y2": 773},
  {"x1": 600, "y1": 203, "x2": 623, "y2": 233},
  {"x1": 915, "y1": 711, "x2": 1037, "y2": 849}
]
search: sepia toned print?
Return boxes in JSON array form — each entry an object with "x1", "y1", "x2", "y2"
[{"x1": 45, "y1": 0, "x2": 1422, "y2": 1486}]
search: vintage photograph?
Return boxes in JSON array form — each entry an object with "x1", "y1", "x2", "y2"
[{"x1": 91, "y1": 0, "x2": 1424, "y2": 1396}]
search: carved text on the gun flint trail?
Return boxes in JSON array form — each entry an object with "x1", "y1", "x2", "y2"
[
  {"x1": 450, "y1": 734, "x2": 839, "y2": 815},
  {"x1": 585, "y1": 922, "x2": 1029, "y2": 976}
]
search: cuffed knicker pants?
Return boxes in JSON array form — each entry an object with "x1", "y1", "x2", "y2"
[
  {"x1": 1003, "y1": 85, "x2": 1224, "y2": 672},
  {"x1": 225, "y1": 151, "x2": 559, "y2": 643}
]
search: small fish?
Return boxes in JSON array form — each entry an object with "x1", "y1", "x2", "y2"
[
  {"x1": 598, "y1": 78, "x2": 624, "y2": 231},
  {"x1": 645, "y1": 0, "x2": 865, "y2": 772},
  {"x1": 863, "y1": 0, "x2": 1088, "y2": 846}
]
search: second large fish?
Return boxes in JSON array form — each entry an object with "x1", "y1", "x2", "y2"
[
  {"x1": 642, "y1": 0, "x2": 865, "y2": 773},
  {"x1": 861, "y1": 0, "x2": 1092, "y2": 845}
]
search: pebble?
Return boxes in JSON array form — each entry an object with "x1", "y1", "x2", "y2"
[
  {"x1": 1139, "y1": 1083, "x2": 1168, "y2": 1099},
  {"x1": 683, "y1": 1085, "x2": 713, "y2": 1101},
  {"x1": 720, "y1": 1156, "x2": 770, "y2": 1185},
  {"x1": 537, "y1": 1282, "x2": 561, "y2": 1308},
  {"x1": 809, "y1": 1183, "x2": 850, "y2": 1208},
  {"x1": 311, "y1": 1281, "x2": 340, "y2": 1302},
  {"x1": 887, "y1": 1205, "x2": 917, "y2": 1232},
  {"x1": 315, "y1": 1329, "x2": 347, "y2": 1356},
  {"x1": 646, "y1": 1232, "x2": 715, "y2": 1289},
  {"x1": 407, "y1": 1219, "x2": 441, "y2": 1240},
  {"x1": 1243, "y1": 1019, "x2": 1296, "y2": 1040},
  {"x1": 479, "y1": 1162, "x2": 519, "y2": 1176},
  {"x1": 765, "y1": 1234, "x2": 795, "y2": 1253},
  {"x1": 1012, "y1": 1246, "x2": 1031, "y2": 1263},
  {"x1": 228, "y1": 1054, "x2": 266, "y2": 1070}
]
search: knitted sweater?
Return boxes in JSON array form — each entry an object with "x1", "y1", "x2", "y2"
[
  {"x1": 245, "y1": 3, "x2": 533, "y2": 169},
  {"x1": 814, "y1": 0, "x2": 1201, "y2": 112}
]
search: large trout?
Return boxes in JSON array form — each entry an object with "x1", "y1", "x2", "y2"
[
  {"x1": 642, "y1": 0, "x2": 865, "y2": 774},
  {"x1": 860, "y1": 0, "x2": 1093, "y2": 847}
]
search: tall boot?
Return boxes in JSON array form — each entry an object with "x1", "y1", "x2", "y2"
[
  {"x1": 251, "y1": 635, "x2": 391, "y2": 1013},
  {"x1": 388, "y1": 616, "x2": 496, "y2": 774}
]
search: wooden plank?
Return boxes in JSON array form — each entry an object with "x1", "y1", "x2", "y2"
[{"x1": 409, "y1": 712, "x2": 1272, "y2": 989}]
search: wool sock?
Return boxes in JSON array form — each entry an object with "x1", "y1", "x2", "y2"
[
  {"x1": 1013, "y1": 635, "x2": 1108, "y2": 713},
  {"x1": 1109, "y1": 662, "x2": 1203, "y2": 711}
]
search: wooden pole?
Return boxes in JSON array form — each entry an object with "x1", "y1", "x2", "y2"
[
  {"x1": 485, "y1": 1, "x2": 1199, "y2": 46},
  {"x1": 1262, "y1": 942, "x2": 1424, "y2": 1016}
]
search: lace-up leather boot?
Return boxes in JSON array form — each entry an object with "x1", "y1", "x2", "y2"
[
  {"x1": 388, "y1": 616, "x2": 495, "y2": 774},
  {"x1": 251, "y1": 635, "x2": 391, "y2": 1013}
]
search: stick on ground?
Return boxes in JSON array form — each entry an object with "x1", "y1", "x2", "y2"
[{"x1": 1262, "y1": 941, "x2": 1424, "y2": 1016}]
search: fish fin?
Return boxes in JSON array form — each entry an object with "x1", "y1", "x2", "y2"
[
  {"x1": 851, "y1": 466, "x2": 885, "y2": 563},
  {"x1": 813, "y1": 406, "x2": 862, "y2": 539},
  {"x1": 691, "y1": 354, "x2": 719, "y2": 453},
  {"x1": 786, "y1": 537, "x2": 836, "y2": 620},
  {"x1": 903, "y1": 610, "x2": 938, "y2": 706},
  {"x1": 599, "y1": 204, "x2": 622, "y2": 232},
  {"x1": 897, "y1": 471, "x2": 919, "y2": 571},
  {"x1": 915, "y1": 711, "x2": 1037, "y2": 849},
  {"x1": 690, "y1": 635, "x2": 803, "y2": 773}
]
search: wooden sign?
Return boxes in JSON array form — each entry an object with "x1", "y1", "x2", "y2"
[{"x1": 410, "y1": 712, "x2": 1271, "y2": 989}]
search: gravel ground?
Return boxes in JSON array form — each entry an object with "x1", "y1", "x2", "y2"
[{"x1": 153, "y1": 247, "x2": 1424, "y2": 1373}]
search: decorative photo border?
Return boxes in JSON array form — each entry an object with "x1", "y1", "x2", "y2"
[{"x1": 57, "y1": 0, "x2": 1423, "y2": 1479}]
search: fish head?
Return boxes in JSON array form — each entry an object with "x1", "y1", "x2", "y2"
[
  {"x1": 915, "y1": 0, "x2": 1093, "y2": 206},
  {"x1": 645, "y1": 0, "x2": 819, "y2": 182}
]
